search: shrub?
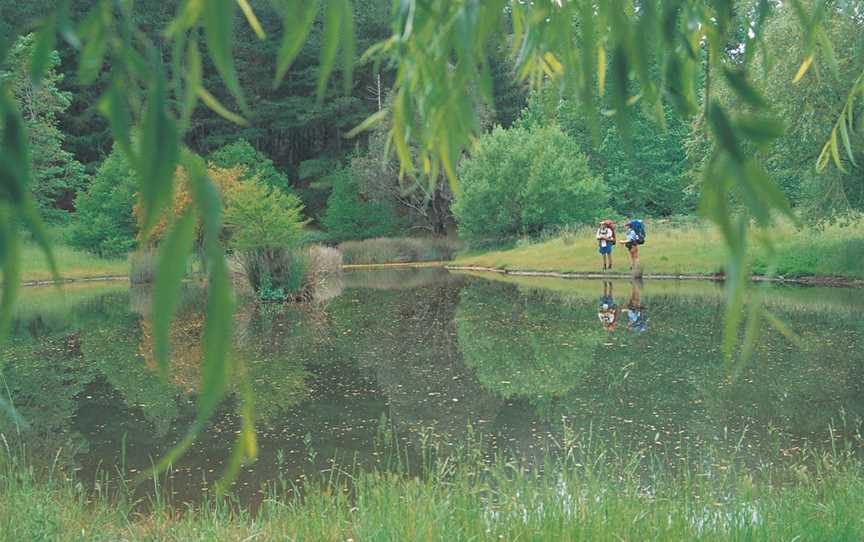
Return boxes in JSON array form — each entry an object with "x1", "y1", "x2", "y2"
[
  {"x1": 208, "y1": 139, "x2": 295, "y2": 195},
  {"x1": 224, "y1": 179, "x2": 308, "y2": 251},
  {"x1": 133, "y1": 164, "x2": 245, "y2": 245},
  {"x1": 322, "y1": 168, "x2": 405, "y2": 241},
  {"x1": 68, "y1": 147, "x2": 138, "y2": 257},
  {"x1": 454, "y1": 124, "x2": 610, "y2": 242},
  {"x1": 338, "y1": 237, "x2": 461, "y2": 264},
  {"x1": 224, "y1": 179, "x2": 310, "y2": 300}
]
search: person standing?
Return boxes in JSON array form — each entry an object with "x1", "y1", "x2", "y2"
[
  {"x1": 623, "y1": 219, "x2": 644, "y2": 271},
  {"x1": 596, "y1": 220, "x2": 615, "y2": 271}
]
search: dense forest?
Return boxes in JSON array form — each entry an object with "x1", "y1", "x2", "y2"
[{"x1": 2, "y1": 0, "x2": 862, "y2": 252}]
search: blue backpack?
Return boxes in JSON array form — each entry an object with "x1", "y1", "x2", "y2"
[{"x1": 630, "y1": 220, "x2": 646, "y2": 245}]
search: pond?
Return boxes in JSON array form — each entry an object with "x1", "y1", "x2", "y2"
[{"x1": 3, "y1": 269, "x2": 864, "y2": 506}]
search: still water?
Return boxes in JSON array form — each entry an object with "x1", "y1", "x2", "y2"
[{"x1": 3, "y1": 269, "x2": 864, "y2": 504}]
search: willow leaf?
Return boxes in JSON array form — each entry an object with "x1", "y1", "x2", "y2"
[
  {"x1": 30, "y1": 13, "x2": 57, "y2": 88},
  {"x1": 838, "y1": 114, "x2": 857, "y2": 167},
  {"x1": 137, "y1": 69, "x2": 180, "y2": 239},
  {"x1": 829, "y1": 130, "x2": 847, "y2": 173},
  {"x1": 0, "y1": 88, "x2": 29, "y2": 203},
  {"x1": 198, "y1": 86, "x2": 249, "y2": 126},
  {"x1": 236, "y1": 0, "x2": 265, "y2": 39},
  {"x1": 339, "y1": 0, "x2": 355, "y2": 95},
  {"x1": 274, "y1": 0, "x2": 319, "y2": 87},
  {"x1": 152, "y1": 209, "x2": 197, "y2": 380},
  {"x1": 793, "y1": 55, "x2": 813, "y2": 83},
  {"x1": 722, "y1": 67, "x2": 767, "y2": 109},
  {"x1": 203, "y1": 0, "x2": 248, "y2": 111},
  {"x1": 0, "y1": 208, "x2": 19, "y2": 340},
  {"x1": 317, "y1": 0, "x2": 343, "y2": 103}
]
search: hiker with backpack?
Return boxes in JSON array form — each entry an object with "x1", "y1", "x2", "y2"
[
  {"x1": 623, "y1": 219, "x2": 646, "y2": 270},
  {"x1": 596, "y1": 220, "x2": 616, "y2": 271}
]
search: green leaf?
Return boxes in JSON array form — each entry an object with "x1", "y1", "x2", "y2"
[
  {"x1": 198, "y1": 86, "x2": 249, "y2": 126},
  {"x1": 151, "y1": 209, "x2": 197, "y2": 380},
  {"x1": 203, "y1": 0, "x2": 248, "y2": 112},
  {"x1": 838, "y1": 112, "x2": 857, "y2": 167},
  {"x1": 104, "y1": 76, "x2": 133, "y2": 157},
  {"x1": 215, "y1": 360, "x2": 257, "y2": 494},
  {"x1": 236, "y1": 0, "x2": 266, "y2": 39},
  {"x1": 274, "y1": 0, "x2": 319, "y2": 87},
  {"x1": 180, "y1": 36, "x2": 203, "y2": 131},
  {"x1": 339, "y1": 0, "x2": 355, "y2": 95},
  {"x1": 30, "y1": 13, "x2": 58, "y2": 88},
  {"x1": 0, "y1": 87, "x2": 29, "y2": 203},
  {"x1": 742, "y1": 159, "x2": 796, "y2": 224},
  {"x1": 829, "y1": 130, "x2": 847, "y2": 173},
  {"x1": 0, "y1": 207, "x2": 20, "y2": 341},
  {"x1": 77, "y1": 3, "x2": 109, "y2": 85},
  {"x1": 143, "y1": 153, "x2": 235, "y2": 481},
  {"x1": 722, "y1": 67, "x2": 768, "y2": 109},
  {"x1": 345, "y1": 109, "x2": 387, "y2": 139},
  {"x1": 19, "y1": 198, "x2": 59, "y2": 281},
  {"x1": 708, "y1": 103, "x2": 742, "y2": 161},
  {"x1": 737, "y1": 115, "x2": 785, "y2": 145},
  {"x1": 167, "y1": 0, "x2": 204, "y2": 36},
  {"x1": 317, "y1": 0, "x2": 343, "y2": 103},
  {"x1": 136, "y1": 67, "x2": 180, "y2": 239}
]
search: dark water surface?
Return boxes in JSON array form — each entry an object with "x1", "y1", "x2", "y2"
[{"x1": 4, "y1": 269, "x2": 864, "y2": 505}]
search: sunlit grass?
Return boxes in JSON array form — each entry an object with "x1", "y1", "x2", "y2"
[
  {"x1": 454, "y1": 217, "x2": 864, "y2": 279},
  {"x1": 20, "y1": 241, "x2": 128, "y2": 283}
]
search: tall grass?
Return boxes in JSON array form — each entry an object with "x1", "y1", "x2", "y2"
[
  {"x1": 3, "y1": 424, "x2": 864, "y2": 541},
  {"x1": 339, "y1": 237, "x2": 461, "y2": 265}
]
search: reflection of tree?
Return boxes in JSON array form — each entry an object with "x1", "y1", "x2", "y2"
[
  {"x1": 456, "y1": 281, "x2": 603, "y2": 399},
  {"x1": 326, "y1": 274, "x2": 503, "y2": 447},
  {"x1": 1, "y1": 332, "x2": 94, "y2": 462},
  {"x1": 233, "y1": 304, "x2": 312, "y2": 425},
  {"x1": 525, "y1": 291, "x2": 864, "y2": 462}
]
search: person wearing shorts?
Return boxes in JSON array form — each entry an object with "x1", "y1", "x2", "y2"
[{"x1": 596, "y1": 221, "x2": 615, "y2": 270}]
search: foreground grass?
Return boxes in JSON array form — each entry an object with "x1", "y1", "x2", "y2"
[
  {"x1": 20, "y1": 241, "x2": 127, "y2": 282},
  {"x1": 454, "y1": 218, "x2": 864, "y2": 279},
  {"x1": 3, "y1": 438, "x2": 864, "y2": 541}
]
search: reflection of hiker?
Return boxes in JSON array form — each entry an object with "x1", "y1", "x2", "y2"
[
  {"x1": 626, "y1": 279, "x2": 647, "y2": 332},
  {"x1": 624, "y1": 219, "x2": 645, "y2": 271},
  {"x1": 598, "y1": 281, "x2": 618, "y2": 332},
  {"x1": 596, "y1": 220, "x2": 616, "y2": 271}
]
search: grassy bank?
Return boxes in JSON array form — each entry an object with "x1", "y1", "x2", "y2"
[
  {"x1": 3, "y1": 433, "x2": 864, "y2": 541},
  {"x1": 339, "y1": 237, "x2": 461, "y2": 265},
  {"x1": 454, "y1": 218, "x2": 864, "y2": 279},
  {"x1": 20, "y1": 241, "x2": 127, "y2": 283}
]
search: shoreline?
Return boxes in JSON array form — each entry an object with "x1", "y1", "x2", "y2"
[
  {"x1": 19, "y1": 263, "x2": 864, "y2": 289},
  {"x1": 445, "y1": 265, "x2": 864, "y2": 288}
]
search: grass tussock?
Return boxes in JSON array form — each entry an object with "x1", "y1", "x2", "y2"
[
  {"x1": 339, "y1": 237, "x2": 461, "y2": 265},
  {"x1": 128, "y1": 248, "x2": 158, "y2": 285},
  {"x1": 3, "y1": 427, "x2": 864, "y2": 541},
  {"x1": 455, "y1": 216, "x2": 864, "y2": 279}
]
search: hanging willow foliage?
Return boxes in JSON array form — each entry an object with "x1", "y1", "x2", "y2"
[{"x1": 0, "y1": 0, "x2": 850, "y2": 489}]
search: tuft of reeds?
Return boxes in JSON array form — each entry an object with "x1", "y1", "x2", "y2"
[
  {"x1": 128, "y1": 248, "x2": 159, "y2": 285},
  {"x1": 339, "y1": 237, "x2": 461, "y2": 265}
]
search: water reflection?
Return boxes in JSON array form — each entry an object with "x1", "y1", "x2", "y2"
[{"x1": 3, "y1": 270, "x2": 864, "y2": 504}]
